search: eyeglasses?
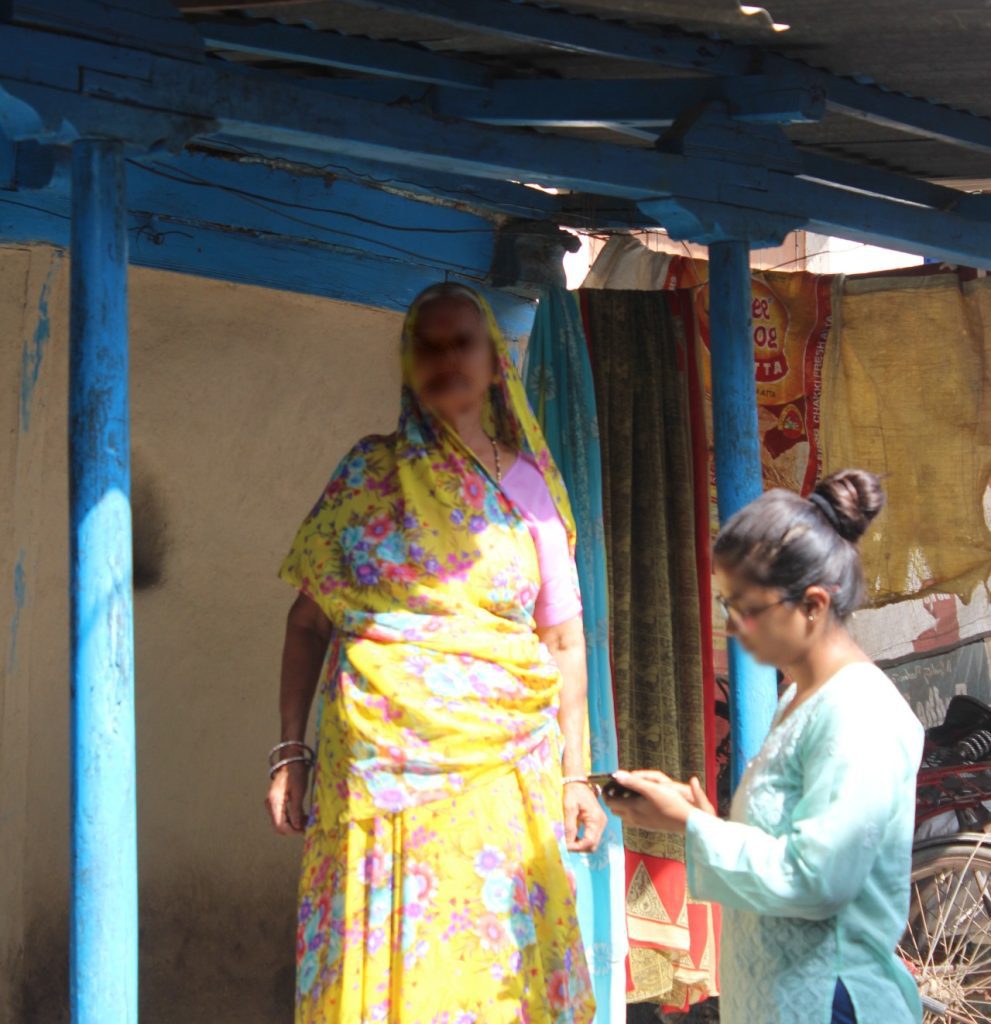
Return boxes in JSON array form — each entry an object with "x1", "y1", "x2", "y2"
[{"x1": 716, "y1": 595, "x2": 790, "y2": 632}]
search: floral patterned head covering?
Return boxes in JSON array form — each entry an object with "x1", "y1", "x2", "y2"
[{"x1": 399, "y1": 282, "x2": 576, "y2": 550}]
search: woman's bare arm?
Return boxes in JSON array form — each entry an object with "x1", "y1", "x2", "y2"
[
  {"x1": 538, "y1": 614, "x2": 606, "y2": 853},
  {"x1": 279, "y1": 593, "x2": 332, "y2": 742},
  {"x1": 266, "y1": 593, "x2": 332, "y2": 835},
  {"x1": 538, "y1": 615, "x2": 589, "y2": 779}
]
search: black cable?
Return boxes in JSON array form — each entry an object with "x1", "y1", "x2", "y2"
[
  {"x1": 129, "y1": 161, "x2": 493, "y2": 269},
  {"x1": 131, "y1": 158, "x2": 499, "y2": 235},
  {"x1": 0, "y1": 197, "x2": 70, "y2": 221}
]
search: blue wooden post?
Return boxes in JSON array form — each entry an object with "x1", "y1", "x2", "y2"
[
  {"x1": 69, "y1": 139, "x2": 138, "y2": 1023},
  {"x1": 708, "y1": 240, "x2": 778, "y2": 788}
]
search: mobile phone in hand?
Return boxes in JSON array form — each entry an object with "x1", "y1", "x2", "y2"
[{"x1": 588, "y1": 772, "x2": 639, "y2": 800}]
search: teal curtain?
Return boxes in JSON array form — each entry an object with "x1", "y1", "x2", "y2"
[{"x1": 525, "y1": 287, "x2": 627, "y2": 1024}]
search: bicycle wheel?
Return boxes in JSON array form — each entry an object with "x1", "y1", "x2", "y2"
[{"x1": 898, "y1": 835, "x2": 991, "y2": 1023}]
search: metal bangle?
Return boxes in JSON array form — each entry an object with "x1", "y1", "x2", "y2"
[
  {"x1": 268, "y1": 740, "x2": 315, "y2": 765},
  {"x1": 562, "y1": 775, "x2": 594, "y2": 788},
  {"x1": 268, "y1": 755, "x2": 313, "y2": 779}
]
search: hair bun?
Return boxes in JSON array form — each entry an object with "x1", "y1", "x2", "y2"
[{"x1": 813, "y1": 469, "x2": 885, "y2": 543}]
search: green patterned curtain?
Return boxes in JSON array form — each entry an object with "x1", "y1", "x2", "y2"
[{"x1": 580, "y1": 288, "x2": 706, "y2": 859}]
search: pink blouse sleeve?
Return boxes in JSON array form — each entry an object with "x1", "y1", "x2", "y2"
[
  {"x1": 533, "y1": 537, "x2": 582, "y2": 628},
  {"x1": 500, "y1": 457, "x2": 583, "y2": 628}
]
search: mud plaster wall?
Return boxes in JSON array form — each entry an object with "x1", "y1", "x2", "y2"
[{"x1": 0, "y1": 244, "x2": 409, "y2": 1023}]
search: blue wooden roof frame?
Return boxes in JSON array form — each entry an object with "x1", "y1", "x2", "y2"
[{"x1": 2, "y1": 0, "x2": 991, "y2": 294}]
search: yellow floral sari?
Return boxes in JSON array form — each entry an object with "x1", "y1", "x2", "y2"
[{"x1": 280, "y1": 288, "x2": 595, "y2": 1024}]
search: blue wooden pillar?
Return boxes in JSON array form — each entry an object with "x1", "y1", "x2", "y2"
[
  {"x1": 69, "y1": 139, "x2": 138, "y2": 1023},
  {"x1": 707, "y1": 240, "x2": 778, "y2": 788}
]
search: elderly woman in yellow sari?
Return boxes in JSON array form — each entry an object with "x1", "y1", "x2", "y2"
[{"x1": 265, "y1": 282, "x2": 606, "y2": 1024}]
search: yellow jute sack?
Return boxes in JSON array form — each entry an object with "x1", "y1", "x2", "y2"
[{"x1": 821, "y1": 271, "x2": 991, "y2": 604}]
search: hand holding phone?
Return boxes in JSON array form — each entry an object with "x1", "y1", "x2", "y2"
[{"x1": 588, "y1": 772, "x2": 640, "y2": 801}]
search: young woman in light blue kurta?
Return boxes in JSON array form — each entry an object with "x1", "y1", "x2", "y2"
[{"x1": 604, "y1": 469, "x2": 924, "y2": 1024}]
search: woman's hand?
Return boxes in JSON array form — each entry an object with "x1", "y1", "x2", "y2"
[
  {"x1": 603, "y1": 770, "x2": 714, "y2": 834},
  {"x1": 266, "y1": 762, "x2": 311, "y2": 835},
  {"x1": 687, "y1": 776, "x2": 716, "y2": 816},
  {"x1": 564, "y1": 782, "x2": 608, "y2": 853},
  {"x1": 613, "y1": 770, "x2": 716, "y2": 814}
]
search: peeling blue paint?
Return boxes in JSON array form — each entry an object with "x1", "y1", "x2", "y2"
[
  {"x1": 19, "y1": 259, "x2": 58, "y2": 433},
  {"x1": 8, "y1": 549, "x2": 26, "y2": 671}
]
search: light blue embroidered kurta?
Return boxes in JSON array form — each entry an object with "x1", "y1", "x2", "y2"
[{"x1": 685, "y1": 663, "x2": 924, "y2": 1024}]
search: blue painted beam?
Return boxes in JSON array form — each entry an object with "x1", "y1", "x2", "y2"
[
  {"x1": 199, "y1": 137, "x2": 664, "y2": 233},
  {"x1": 707, "y1": 240, "x2": 778, "y2": 788},
  {"x1": 0, "y1": 187, "x2": 530, "y2": 322},
  {"x1": 199, "y1": 136, "x2": 564, "y2": 220},
  {"x1": 642, "y1": 195, "x2": 802, "y2": 249},
  {"x1": 1, "y1": 140, "x2": 505, "y2": 272},
  {"x1": 639, "y1": 177, "x2": 991, "y2": 263},
  {"x1": 213, "y1": 95, "x2": 662, "y2": 196},
  {"x1": 68, "y1": 139, "x2": 137, "y2": 1024},
  {"x1": 824, "y1": 76, "x2": 991, "y2": 156},
  {"x1": 714, "y1": 170, "x2": 991, "y2": 264},
  {"x1": 125, "y1": 149, "x2": 501, "y2": 277},
  {"x1": 126, "y1": 212, "x2": 529, "y2": 322},
  {"x1": 131, "y1": 218, "x2": 536, "y2": 337},
  {"x1": 798, "y1": 151, "x2": 991, "y2": 221},
  {"x1": 0, "y1": 28, "x2": 672, "y2": 193},
  {"x1": 196, "y1": 17, "x2": 488, "y2": 90},
  {"x1": 207, "y1": 85, "x2": 991, "y2": 265},
  {"x1": 433, "y1": 75, "x2": 825, "y2": 127}
]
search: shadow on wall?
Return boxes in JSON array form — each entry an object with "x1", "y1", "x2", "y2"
[
  {"x1": 18, "y1": 874, "x2": 297, "y2": 1024},
  {"x1": 132, "y1": 449, "x2": 169, "y2": 591}
]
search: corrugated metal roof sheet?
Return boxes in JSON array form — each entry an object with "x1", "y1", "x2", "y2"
[{"x1": 180, "y1": 0, "x2": 991, "y2": 182}]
